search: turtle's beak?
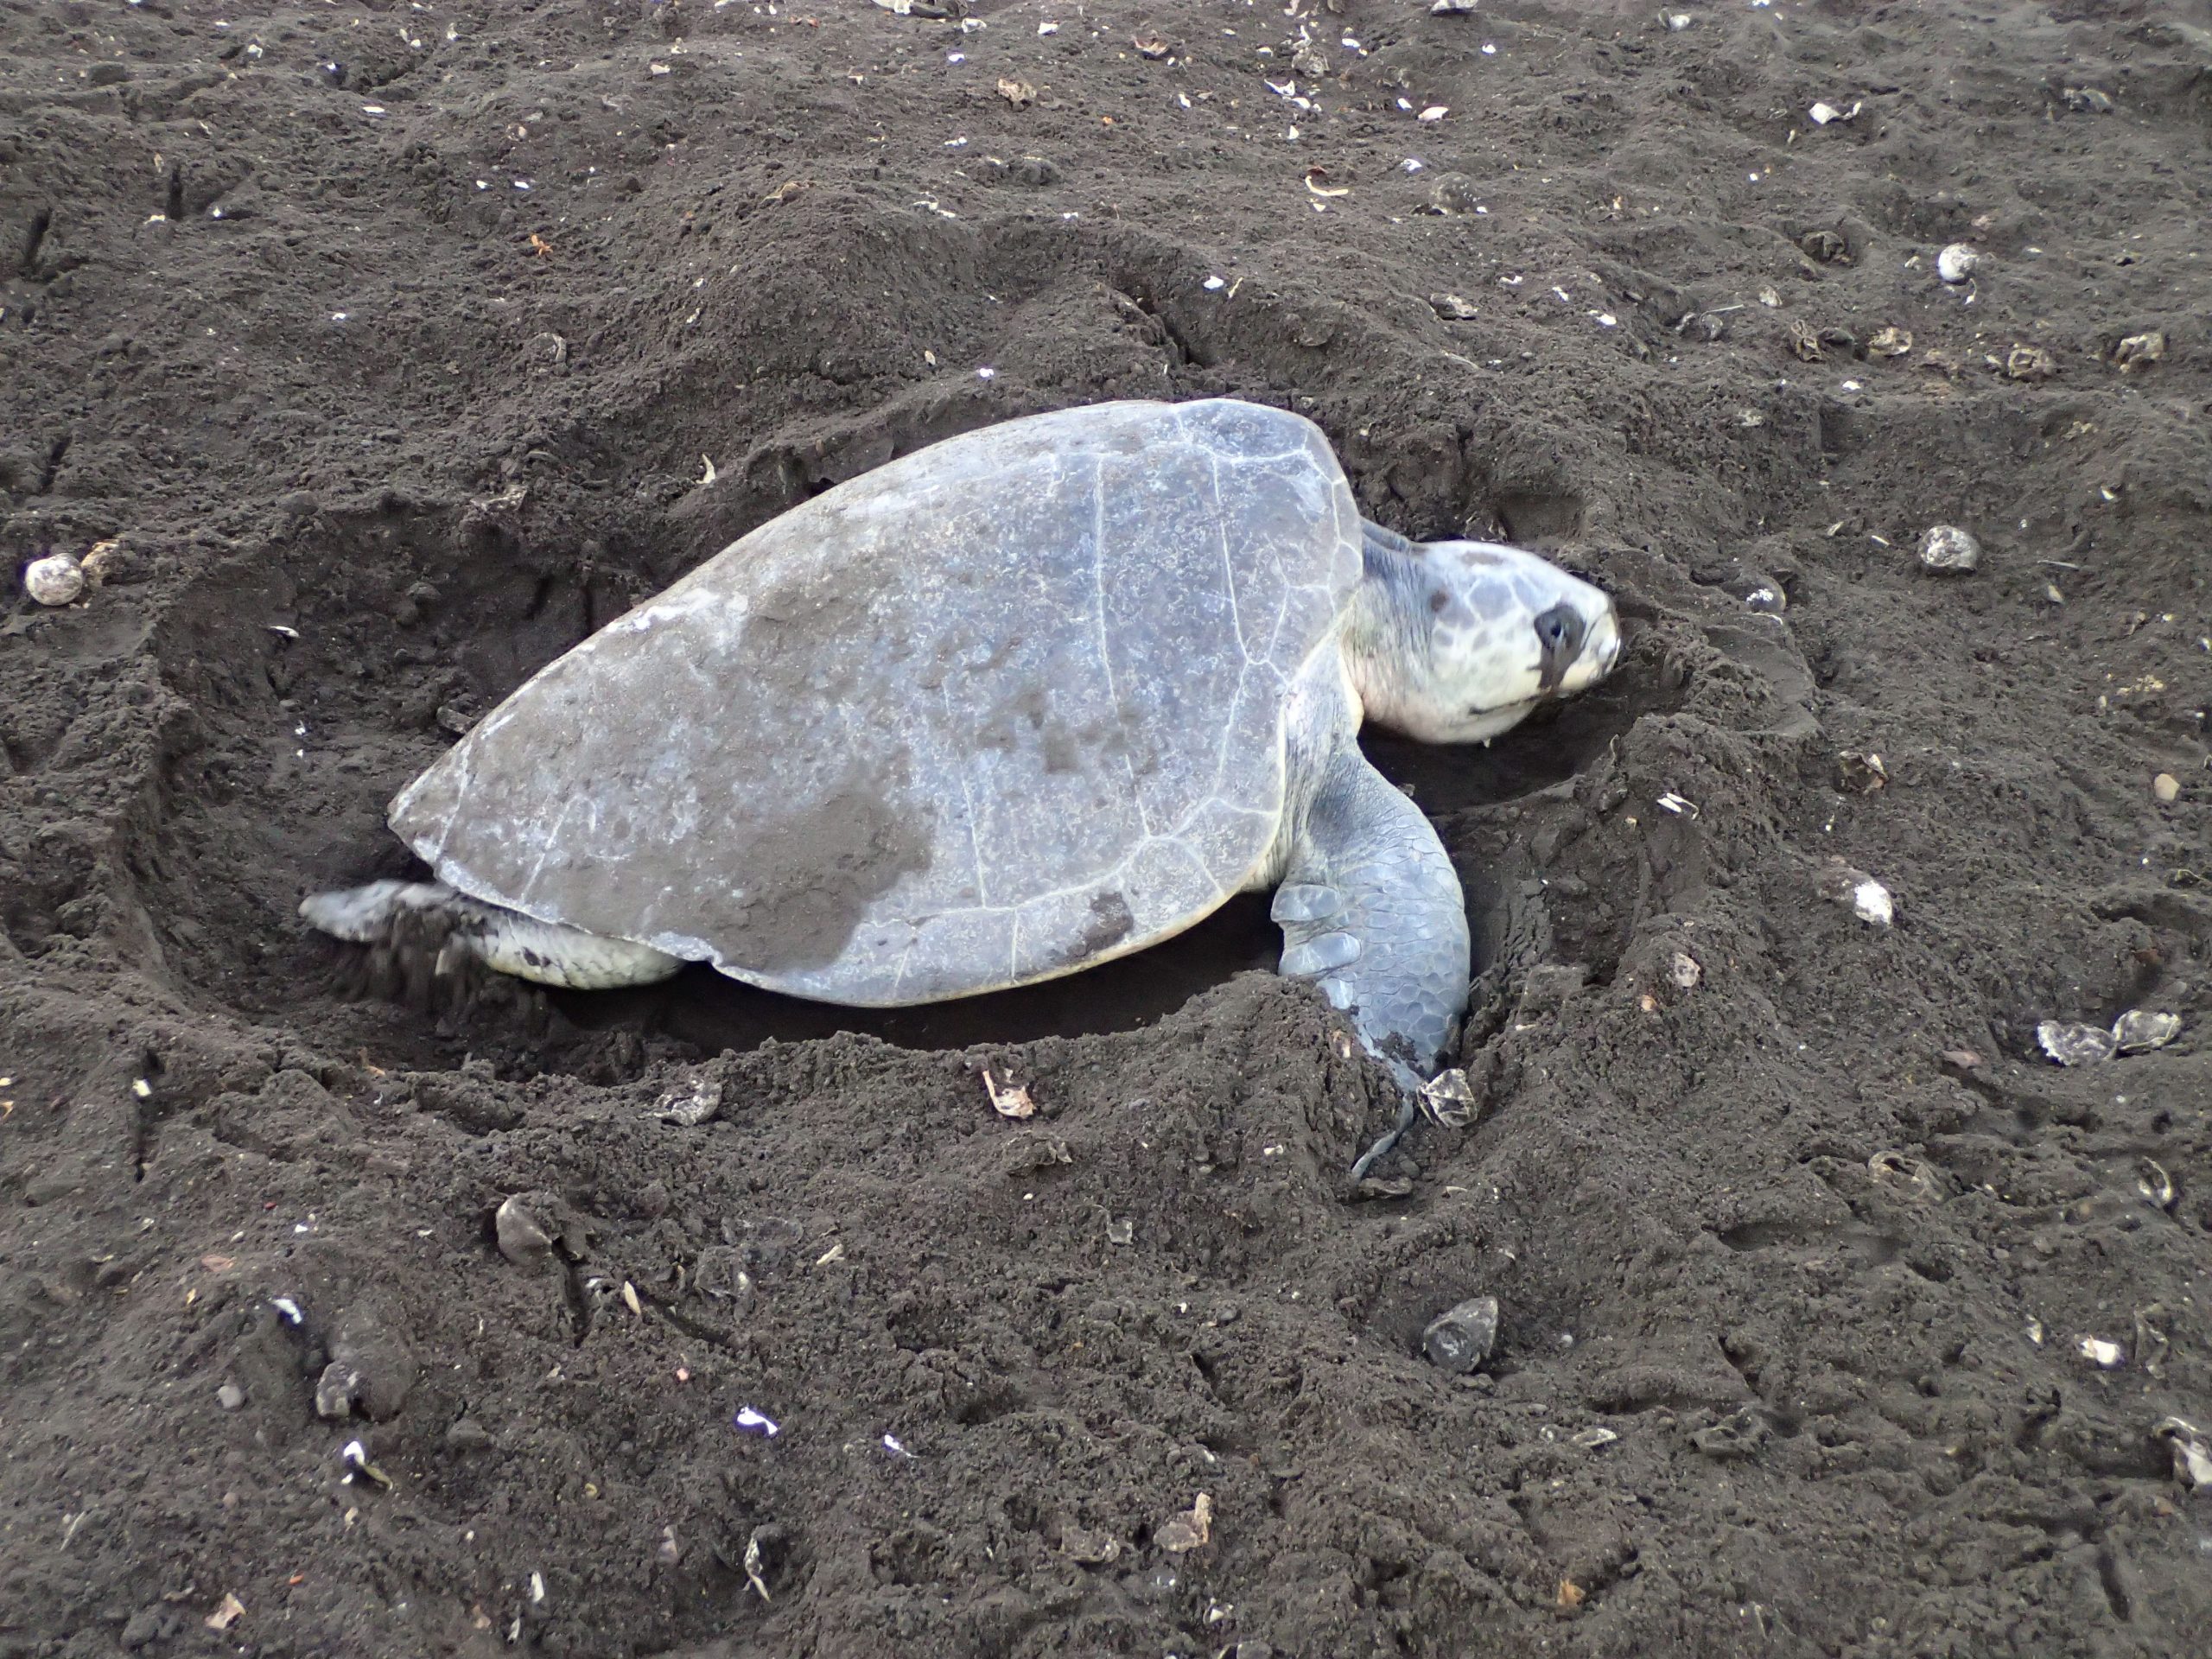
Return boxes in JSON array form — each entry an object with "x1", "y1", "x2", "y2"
[{"x1": 1589, "y1": 606, "x2": 1622, "y2": 677}]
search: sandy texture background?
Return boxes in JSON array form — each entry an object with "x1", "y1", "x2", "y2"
[{"x1": 3, "y1": 1, "x2": 2209, "y2": 1654}]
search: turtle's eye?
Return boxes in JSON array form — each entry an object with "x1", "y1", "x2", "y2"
[
  {"x1": 1533, "y1": 604, "x2": 1583, "y2": 655},
  {"x1": 1531, "y1": 602, "x2": 1585, "y2": 692}
]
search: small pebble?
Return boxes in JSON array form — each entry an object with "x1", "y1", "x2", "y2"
[
  {"x1": 445, "y1": 1416, "x2": 495, "y2": 1452},
  {"x1": 23, "y1": 552, "x2": 85, "y2": 607},
  {"x1": 1918, "y1": 524, "x2": 1980, "y2": 574},
  {"x1": 2113, "y1": 330, "x2": 2164, "y2": 372},
  {"x1": 494, "y1": 1194, "x2": 555, "y2": 1268},
  {"x1": 315, "y1": 1363, "x2": 359, "y2": 1421},
  {"x1": 2152, "y1": 772, "x2": 2179, "y2": 804},
  {"x1": 1837, "y1": 750, "x2": 1888, "y2": 792},
  {"x1": 1422, "y1": 1295, "x2": 1499, "y2": 1375},
  {"x1": 217, "y1": 1382, "x2": 246, "y2": 1411},
  {"x1": 1936, "y1": 244, "x2": 1979, "y2": 284}
]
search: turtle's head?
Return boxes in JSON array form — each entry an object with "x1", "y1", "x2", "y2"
[{"x1": 1350, "y1": 537, "x2": 1620, "y2": 744}]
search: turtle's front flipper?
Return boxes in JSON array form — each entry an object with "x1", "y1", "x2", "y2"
[
  {"x1": 302, "y1": 880, "x2": 683, "y2": 991},
  {"x1": 1274, "y1": 747, "x2": 1471, "y2": 1176}
]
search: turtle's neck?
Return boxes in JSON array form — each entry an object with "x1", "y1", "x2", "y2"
[{"x1": 1340, "y1": 531, "x2": 1429, "y2": 732}]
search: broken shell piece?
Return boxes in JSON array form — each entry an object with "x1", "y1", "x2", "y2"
[
  {"x1": 1417, "y1": 106, "x2": 1448, "y2": 123},
  {"x1": 982, "y1": 1068, "x2": 1036, "y2": 1119},
  {"x1": 1570, "y1": 1426, "x2": 1619, "y2": 1448},
  {"x1": 1807, "y1": 100, "x2": 1859, "y2": 125},
  {"x1": 2155, "y1": 1416, "x2": 2212, "y2": 1490},
  {"x1": 1156, "y1": 1492, "x2": 1214, "y2": 1553},
  {"x1": 1429, "y1": 292, "x2": 1478, "y2": 320},
  {"x1": 1669, "y1": 950, "x2": 1702, "y2": 990},
  {"x1": 340, "y1": 1439, "x2": 393, "y2": 1487},
  {"x1": 1837, "y1": 750, "x2": 1888, "y2": 792},
  {"x1": 1851, "y1": 880, "x2": 1893, "y2": 927},
  {"x1": 1816, "y1": 860, "x2": 1893, "y2": 926},
  {"x1": 23, "y1": 552, "x2": 85, "y2": 607},
  {"x1": 494, "y1": 1195, "x2": 556, "y2": 1268},
  {"x1": 2112, "y1": 1009, "x2": 2181, "y2": 1053},
  {"x1": 656, "y1": 1077, "x2": 723, "y2": 1126},
  {"x1": 1431, "y1": 0, "x2": 1478, "y2": 13},
  {"x1": 2003, "y1": 344, "x2": 2057, "y2": 382},
  {"x1": 1936, "y1": 244, "x2": 1979, "y2": 284},
  {"x1": 1418, "y1": 1067, "x2": 1476, "y2": 1128},
  {"x1": 1868, "y1": 326, "x2": 1913, "y2": 356},
  {"x1": 1421, "y1": 1294, "x2": 1500, "y2": 1375},
  {"x1": 1062, "y1": 1524, "x2": 1123, "y2": 1564},
  {"x1": 2037, "y1": 1020, "x2": 2118, "y2": 1066},
  {"x1": 732, "y1": 1406, "x2": 780, "y2": 1437},
  {"x1": 1917, "y1": 524, "x2": 1980, "y2": 574},
  {"x1": 2112, "y1": 330, "x2": 2164, "y2": 372},
  {"x1": 2136, "y1": 1157, "x2": 2176, "y2": 1211},
  {"x1": 2134, "y1": 1305, "x2": 2171, "y2": 1376},
  {"x1": 1801, "y1": 229, "x2": 1849, "y2": 264},
  {"x1": 2076, "y1": 1336, "x2": 2124, "y2": 1369},
  {"x1": 205, "y1": 1593, "x2": 246, "y2": 1632},
  {"x1": 1132, "y1": 35, "x2": 1173, "y2": 58}
]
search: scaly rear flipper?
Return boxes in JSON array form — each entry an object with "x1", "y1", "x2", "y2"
[{"x1": 302, "y1": 880, "x2": 684, "y2": 991}]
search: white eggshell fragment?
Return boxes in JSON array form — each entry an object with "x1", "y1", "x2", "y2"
[
  {"x1": 2156, "y1": 1417, "x2": 2212, "y2": 1490},
  {"x1": 1815, "y1": 859, "x2": 1892, "y2": 925},
  {"x1": 1851, "y1": 880, "x2": 1893, "y2": 927},
  {"x1": 23, "y1": 552, "x2": 84, "y2": 607},
  {"x1": 2037, "y1": 1020, "x2": 2117, "y2": 1066},
  {"x1": 1918, "y1": 524, "x2": 1980, "y2": 574},
  {"x1": 2112, "y1": 1009, "x2": 2181, "y2": 1054},
  {"x1": 2077, "y1": 1337, "x2": 2124, "y2": 1369},
  {"x1": 1936, "y1": 244, "x2": 1980, "y2": 283}
]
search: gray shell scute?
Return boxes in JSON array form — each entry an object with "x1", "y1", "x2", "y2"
[{"x1": 391, "y1": 397, "x2": 1362, "y2": 1002}]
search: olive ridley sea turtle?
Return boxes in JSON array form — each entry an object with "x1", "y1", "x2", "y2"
[{"x1": 304, "y1": 398, "x2": 1619, "y2": 1169}]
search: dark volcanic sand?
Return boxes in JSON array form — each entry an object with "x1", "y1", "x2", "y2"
[{"x1": 3, "y1": 2, "x2": 2210, "y2": 1655}]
